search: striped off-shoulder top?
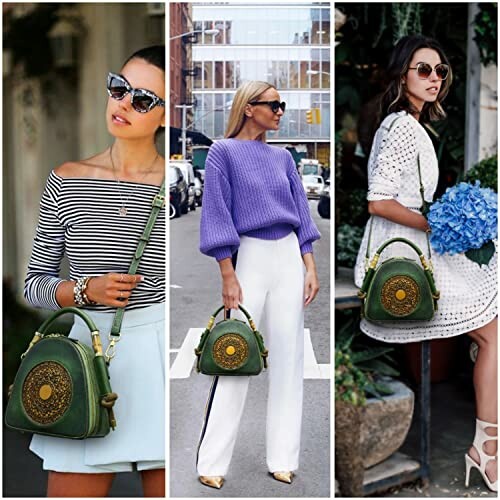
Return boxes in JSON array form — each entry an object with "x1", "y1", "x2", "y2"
[{"x1": 24, "y1": 171, "x2": 165, "y2": 312}]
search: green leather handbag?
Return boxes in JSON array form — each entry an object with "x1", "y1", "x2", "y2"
[
  {"x1": 195, "y1": 305, "x2": 268, "y2": 376},
  {"x1": 5, "y1": 307, "x2": 117, "y2": 439},
  {"x1": 357, "y1": 237, "x2": 440, "y2": 321}
]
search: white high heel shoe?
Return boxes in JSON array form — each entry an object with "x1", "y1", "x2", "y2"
[{"x1": 465, "y1": 418, "x2": 498, "y2": 492}]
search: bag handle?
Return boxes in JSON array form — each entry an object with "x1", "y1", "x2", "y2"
[
  {"x1": 105, "y1": 179, "x2": 165, "y2": 363},
  {"x1": 21, "y1": 306, "x2": 103, "y2": 360},
  {"x1": 194, "y1": 305, "x2": 268, "y2": 370}
]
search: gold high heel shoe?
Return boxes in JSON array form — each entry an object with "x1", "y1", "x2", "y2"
[
  {"x1": 199, "y1": 476, "x2": 224, "y2": 489},
  {"x1": 271, "y1": 471, "x2": 294, "y2": 484},
  {"x1": 465, "y1": 418, "x2": 498, "y2": 492}
]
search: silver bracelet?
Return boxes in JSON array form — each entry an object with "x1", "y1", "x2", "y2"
[{"x1": 74, "y1": 277, "x2": 96, "y2": 306}]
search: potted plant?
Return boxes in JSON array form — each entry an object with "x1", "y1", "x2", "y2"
[
  {"x1": 335, "y1": 347, "x2": 366, "y2": 497},
  {"x1": 336, "y1": 314, "x2": 416, "y2": 495}
]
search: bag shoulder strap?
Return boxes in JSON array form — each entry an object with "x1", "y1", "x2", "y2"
[
  {"x1": 365, "y1": 115, "x2": 432, "y2": 267},
  {"x1": 106, "y1": 179, "x2": 165, "y2": 363}
]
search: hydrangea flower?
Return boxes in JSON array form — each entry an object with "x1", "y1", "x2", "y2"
[{"x1": 428, "y1": 181, "x2": 497, "y2": 255}]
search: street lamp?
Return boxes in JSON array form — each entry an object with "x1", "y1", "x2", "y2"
[{"x1": 169, "y1": 28, "x2": 219, "y2": 41}]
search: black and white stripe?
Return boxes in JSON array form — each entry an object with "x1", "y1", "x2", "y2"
[{"x1": 24, "y1": 171, "x2": 165, "y2": 312}]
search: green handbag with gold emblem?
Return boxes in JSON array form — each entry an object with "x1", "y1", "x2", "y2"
[
  {"x1": 5, "y1": 307, "x2": 117, "y2": 439},
  {"x1": 357, "y1": 237, "x2": 440, "y2": 321},
  {"x1": 195, "y1": 305, "x2": 268, "y2": 376}
]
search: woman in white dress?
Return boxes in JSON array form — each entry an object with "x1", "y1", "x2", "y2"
[{"x1": 354, "y1": 35, "x2": 497, "y2": 491}]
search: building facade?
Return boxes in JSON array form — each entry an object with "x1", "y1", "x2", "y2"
[
  {"x1": 190, "y1": 3, "x2": 330, "y2": 163},
  {"x1": 169, "y1": 2, "x2": 192, "y2": 129}
]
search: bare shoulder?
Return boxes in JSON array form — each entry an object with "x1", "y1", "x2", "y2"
[
  {"x1": 53, "y1": 161, "x2": 86, "y2": 178},
  {"x1": 53, "y1": 152, "x2": 110, "y2": 179}
]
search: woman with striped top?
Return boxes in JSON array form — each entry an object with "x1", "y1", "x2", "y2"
[{"x1": 23, "y1": 46, "x2": 165, "y2": 497}]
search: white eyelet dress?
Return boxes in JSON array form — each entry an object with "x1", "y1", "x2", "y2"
[
  {"x1": 354, "y1": 111, "x2": 497, "y2": 343},
  {"x1": 24, "y1": 171, "x2": 165, "y2": 472}
]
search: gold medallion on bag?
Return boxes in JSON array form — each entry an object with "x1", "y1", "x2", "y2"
[
  {"x1": 381, "y1": 275, "x2": 420, "y2": 316},
  {"x1": 22, "y1": 361, "x2": 73, "y2": 424},
  {"x1": 213, "y1": 333, "x2": 249, "y2": 369}
]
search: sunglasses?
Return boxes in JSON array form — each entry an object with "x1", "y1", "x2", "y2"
[
  {"x1": 248, "y1": 100, "x2": 286, "y2": 113},
  {"x1": 107, "y1": 72, "x2": 165, "y2": 113},
  {"x1": 408, "y1": 62, "x2": 450, "y2": 81}
]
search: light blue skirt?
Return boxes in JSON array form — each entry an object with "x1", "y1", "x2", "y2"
[{"x1": 29, "y1": 303, "x2": 165, "y2": 473}]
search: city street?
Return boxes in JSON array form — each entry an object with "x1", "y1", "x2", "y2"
[{"x1": 169, "y1": 199, "x2": 330, "y2": 498}]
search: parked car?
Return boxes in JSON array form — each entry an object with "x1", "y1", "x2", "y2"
[
  {"x1": 302, "y1": 175, "x2": 325, "y2": 199},
  {"x1": 169, "y1": 160, "x2": 196, "y2": 212},
  {"x1": 169, "y1": 166, "x2": 188, "y2": 218},
  {"x1": 318, "y1": 179, "x2": 330, "y2": 219},
  {"x1": 193, "y1": 170, "x2": 203, "y2": 206}
]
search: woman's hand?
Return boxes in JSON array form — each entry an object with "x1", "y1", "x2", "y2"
[
  {"x1": 222, "y1": 273, "x2": 243, "y2": 311},
  {"x1": 85, "y1": 273, "x2": 143, "y2": 308},
  {"x1": 304, "y1": 269, "x2": 320, "y2": 306},
  {"x1": 218, "y1": 257, "x2": 243, "y2": 310},
  {"x1": 302, "y1": 252, "x2": 320, "y2": 306}
]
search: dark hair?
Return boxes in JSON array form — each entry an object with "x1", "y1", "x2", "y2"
[
  {"x1": 123, "y1": 45, "x2": 165, "y2": 140},
  {"x1": 379, "y1": 35, "x2": 452, "y2": 124},
  {"x1": 123, "y1": 45, "x2": 165, "y2": 72}
]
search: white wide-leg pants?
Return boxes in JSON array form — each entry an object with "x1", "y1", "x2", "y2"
[{"x1": 197, "y1": 232, "x2": 305, "y2": 475}]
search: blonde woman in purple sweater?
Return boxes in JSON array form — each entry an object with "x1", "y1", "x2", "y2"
[{"x1": 197, "y1": 81, "x2": 321, "y2": 488}]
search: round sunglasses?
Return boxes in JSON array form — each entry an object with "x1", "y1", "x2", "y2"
[
  {"x1": 248, "y1": 100, "x2": 286, "y2": 114},
  {"x1": 408, "y1": 62, "x2": 450, "y2": 81},
  {"x1": 107, "y1": 72, "x2": 165, "y2": 113}
]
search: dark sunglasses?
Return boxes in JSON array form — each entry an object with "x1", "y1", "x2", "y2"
[
  {"x1": 408, "y1": 62, "x2": 450, "y2": 81},
  {"x1": 107, "y1": 72, "x2": 165, "y2": 113},
  {"x1": 248, "y1": 100, "x2": 286, "y2": 113}
]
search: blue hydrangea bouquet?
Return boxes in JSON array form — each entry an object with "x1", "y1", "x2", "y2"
[{"x1": 427, "y1": 181, "x2": 497, "y2": 266}]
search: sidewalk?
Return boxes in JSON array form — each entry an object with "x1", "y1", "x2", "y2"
[{"x1": 373, "y1": 373, "x2": 496, "y2": 498}]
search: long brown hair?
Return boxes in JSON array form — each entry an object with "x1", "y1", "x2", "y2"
[{"x1": 379, "y1": 35, "x2": 452, "y2": 124}]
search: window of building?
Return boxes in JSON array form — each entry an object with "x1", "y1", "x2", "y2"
[{"x1": 215, "y1": 61, "x2": 224, "y2": 88}]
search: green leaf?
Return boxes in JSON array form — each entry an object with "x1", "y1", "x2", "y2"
[
  {"x1": 351, "y1": 346, "x2": 393, "y2": 363},
  {"x1": 465, "y1": 241, "x2": 496, "y2": 266},
  {"x1": 372, "y1": 382, "x2": 395, "y2": 395},
  {"x1": 359, "y1": 359, "x2": 400, "y2": 377}
]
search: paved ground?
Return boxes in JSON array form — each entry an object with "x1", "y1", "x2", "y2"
[
  {"x1": 169, "y1": 200, "x2": 331, "y2": 497},
  {"x1": 384, "y1": 370, "x2": 497, "y2": 498}
]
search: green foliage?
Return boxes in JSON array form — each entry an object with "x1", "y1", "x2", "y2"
[
  {"x1": 335, "y1": 349, "x2": 367, "y2": 406},
  {"x1": 474, "y1": 3, "x2": 497, "y2": 67},
  {"x1": 335, "y1": 313, "x2": 400, "y2": 405},
  {"x1": 337, "y1": 224, "x2": 364, "y2": 268},
  {"x1": 465, "y1": 155, "x2": 498, "y2": 192},
  {"x1": 392, "y1": 3, "x2": 422, "y2": 43},
  {"x1": 339, "y1": 189, "x2": 368, "y2": 226},
  {"x1": 466, "y1": 240, "x2": 496, "y2": 267}
]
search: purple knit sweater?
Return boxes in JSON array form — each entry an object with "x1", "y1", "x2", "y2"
[{"x1": 199, "y1": 138, "x2": 321, "y2": 261}]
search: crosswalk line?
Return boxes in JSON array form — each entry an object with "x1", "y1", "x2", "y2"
[{"x1": 170, "y1": 327, "x2": 330, "y2": 380}]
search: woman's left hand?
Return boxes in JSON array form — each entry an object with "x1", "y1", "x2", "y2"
[{"x1": 304, "y1": 269, "x2": 320, "y2": 306}]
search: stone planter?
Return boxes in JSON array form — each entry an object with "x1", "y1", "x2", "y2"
[
  {"x1": 360, "y1": 378, "x2": 415, "y2": 469},
  {"x1": 335, "y1": 400, "x2": 364, "y2": 497}
]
